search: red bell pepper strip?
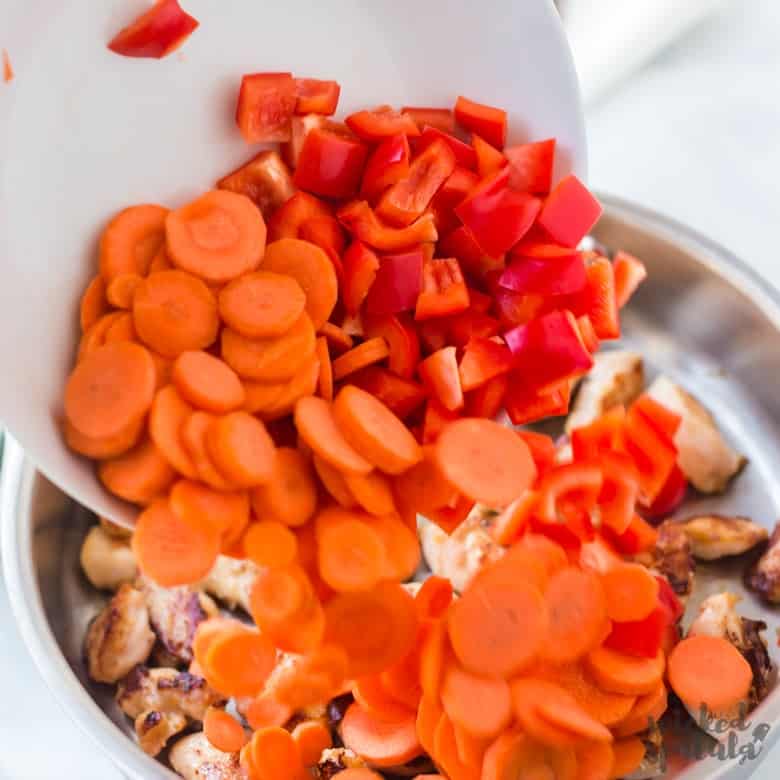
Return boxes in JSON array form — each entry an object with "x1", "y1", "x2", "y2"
[
  {"x1": 576, "y1": 315, "x2": 600, "y2": 354},
  {"x1": 299, "y1": 216, "x2": 346, "y2": 257},
  {"x1": 576, "y1": 256, "x2": 620, "y2": 339},
  {"x1": 515, "y1": 431, "x2": 557, "y2": 478},
  {"x1": 505, "y1": 309, "x2": 594, "y2": 392},
  {"x1": 431, "y1": 166, "x2": 480, "y2": 233},
  {"x1": 643, "y1": 464, "x2": 687, "y2": 520},
  {"x1": 605, "y1": 604, "x2": 671, "y2": 658},
  {"x1": 267, "y1": 191, "x2": 332, "y2": 241},
  {"x1": 454, "y1": 95, "x2": 508, "y2": 149},
  {"x1": 438, "y1": 226, "x2": 504, "y2": 278},
  {"x1": 294, "y1": 78, "x2": 341, "y2": 115},
  {"x1": 402, "y1": 107, "x2": 456, "y2": 135},
  {"x1": 425, "y1": 494, "x2": 475, "y2": 534},
  {"x1": 348, "y1": 366, "x2": 426, "y2": 420},
  {"x1": 537, "y1": 174, "x2": 603, "y2": 248},
  {"x1": 417, "y1": 318, "x2": 450, "y2": 354},
  {"x1": 107, "y1": 0, "x2": 199, "y2": 59},
  {"x1": 422, "y1": 398, "x2": 462, "y2": 443},
  {"x1": 363, "y1": 313, "x2": 421, "y2": 380},
  {"x1": 377, "y1": 139, "x2": 456, "y2": 226},
  {"x1": 415, "y1": 258, "x2": 470, "y2": 320},
  {"x1": 217, "y1": 150, "x2": 296, "y2": 219},
  {"x1": 447, "y1": 310, "x2": 500, "y2": 348},
  {"x1": 235, "y1": 72, "x2": 297, "y2": 143},
  {"x1": 491, "y1": 286, "x2": 545, "y2": 329},
  {"x1": 458, "y1": 337, "x2": 514, "y2": 392},
  {"x1": 656, "y1": 575, "x2": 684, "y2": 622},
  {"x1": 598, "y1": 451, "x2": 640, "y2": 535},
  {"x1": 455, "y1": 168, "x2": 541, "y2": 257},
  {"x1": 511, "y1": 237, "x2": 581, "y2": 260},
  {"x1": 605, "y1": 513, "x2": 659, "y2": 556},
  {"x1": 465, "y1": 374, "x2": 508, "y2": 419},
  {"x1": 283, "y1": 115, "x2": 342, "y2": 168},
  {"x1": 503, "y1": 378, "x2": 570, "y2": 425},
  {"x1": 472, "y1": 134, "x2": 507, "y2": 178},
  {"x1": 613, "y1": 250, "x2": 648, "y2": 308},
  {"x1": 294, "y1": 127, "x2": 368, "y2": 198},
  {"x1": 535, "y1": 461, "x2": 603, "y2": 525},
  {"x1": 360, "y1": 134, "x2": 410, "y2": 202},
  {"x1": 418, "y1": 346, "x2": 464, "y2": 411},
  {"x1": 505, "y1": 139, "x2": 556, "y2": 194},
  {"x1": 363, "y1": 248, "x2": 424, "y2": 315},
  {"x1": 345, "y1": 106, "x2": 420, "y2": 142},
  {"x1": 498, "y1": 253, "x2": 587, "y2": 298},
  {"x1": 337, "y1": 201, "x2": 438, "y2": 251},
  {"x1": 417, "y1": 126, "x2": 478, "y2": 170},
  {"x1": 341, "y1": 241, "x2": 379, "y2": 315},
  {"x1": 466, "y1": 288, "x2": 493, "y2": 314},
  {"x1": 491, "y1": 491, "x2": 539, "y2": 545},
  {"x1": 570, "y1": 405, "x2": 626, "y2": 461},
  {"x1": 632, "y1": 394, "x2": 681, "y2": 442}
]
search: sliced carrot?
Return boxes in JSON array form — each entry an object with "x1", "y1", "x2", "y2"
[
  {"x1": 441, "y1": 662, "x2": 512, "y2": 739},
  {"x1": 243, "y1": 520, "x2": 299, "y2": 568},
  {"x1": 341, "y1": 702, "x2": 423, "y2": 768},
  {"x1": 332, "y1": 337, "x2": 390, "y2": 381},
  {"x1": 543, "y1": 567, "x2": 608, "y2": 665},
  {"x1": 417, "y1": 695, "x2": 445, "y2": 757},
  {"x1": 263, "y1": 238, "x2": 338, "y2": 330},
  {"x1": 292, "y1": 720, "x2": 333, "y2": 766},
  {"x1": 251, "y1": 446, "x2": 318, "y2": 527},
  {"x1": 453, "y1": 723, "x2": 490, "y2": 768},
  {"x1": 133, "y1": 269, "x2": 219, "y2": 358},
  {"x1": 169, "y1": 479, "x2": 249, "y2": 537},
  {"x1": 63, "y1": 416, "x2": 144, "y2": 459},
  {"x1": 612, "y1": 683, "x2": 667, "y2": 737},
  {"x1": 205, "y1": 626, "x2": 277, "y2": 697},
  {"x1": 483, "y1": 732, "x2": 577, "y2": 780},
  {"x1": 295, "y1": 396, "x2": 373, "y2": 475},
  {"x1": 245, "y1": 694, "x2": 293, "y2": 731},
  {"x1": 432, "y1": 715, "x2": 475, "y2": 780},
  {"x1": 517, "y1": 534, "x2": 569, "y2": 579},
  {"x1": 668, "y1": 634, "x2": 752, "y2": 715},
  {"x1": 205, "y1": 411, "x2": 276, "y2": 487},
  {"x1": 353, "y1": 675, "x2": 414, "y2": 721},
  {"x1": 585, "y1": 646, "x2": 665, "y2": 696},
  {"x1": 576, "y1": 741, "x2": 615, "y2": 780},
  {"x1": 392, "y1": 446, "x2": 458, "y2": 517},
  {"x1": 381, "y1": 644, "x2": 423, "y2": 711},
  {"x1": 77, "y1": 311, "x2": 124, "y2": 360},
  {"x1": 180, "y1": 411, "x2": 236, "y2": 489},
  {"x1": 610, "y1": 737, "x2": 646, "y2": 779},
  {"x1": 242, "y1": 378, "x2": 285, "y2": 415},
  {"x1": 172, "y1": 350, "x2": 245, "y2": 413},
  {"x1": 343, "y1": 470, "x2": 397, "y2": 516},
  {"x1": 65, "y1": 341, "x2": 156, "y2": 439},
  {"x1": 270, "y1": 643, "x2": 349, "y2": 709},
  {"x1": 471, "y1": 545, "x2": 549, "y2": 601},
  {"x1": 149, "y1": 245, "x2": 173, "y2": 273},
  {"x1": 249, "y1": 564, "x2": 312, "y2": 628},
  {"x1": 132, "y1": 498, "x2": 220, "y2": 587},
  {"x1": 106, "y1": 272, "x2": 143, "y2": 310},
  {"x1": 221, "y1": 313, "x2": 316, "y2": 382},
  {"x1": 320, "y1": 321, "x2": 355, "y2": 353},
  {"x1": 99, "y1": 204, "x2": 168, "y2": 280},
  {"x1": 80, "y1": 275, "x2": 108, "y2": 332},
  {"x1": 246, "y1": 726, "x2": 304, "y2": 780},
  {"x1": 149, "y1": 385, "x2": 199, "y2": 478},
  {"x1": 257, "y1": 352, "x2": 320, "y2": 421},
  {"x1": 324, "y1": 582, "x2": 418, "y2": 678},
  {"x1": 333, "y1": 771, "x2": 383, "y2": 780},
  {"x1": 204, "y1": 707, "x2": 248, "y2": 753},
  {"x1": 218, "y1": 271, "x2": 307, "y2": 338},
  {"x1": 420, "y1": 618, "x2": 449, "y2": 699},
  {"x1": 600, "y1": 563, "x2": 659, "y2": 623},
  {"x1": 313, "y1": 454, "x2": 358, "y2": 507},
  {"x1": 415, "y1": 576, "x2": 453, "y2": 620},
  {"x1": 103, "y1": 311, "x2": 138, "y2": 344},
  {"x1": 434, "y1": 418, "x2": 537, "y2": 506},
  {"x1": 150, "y1": 351, "x2": 173, "y2": 389},
  {"x1": 333, "y1": 385, "x2": 423, "y2": 475},
  {"x1": 316, "y1": 336, "x2": 334, "y2": 401},
  {"x1": 98, "y1": 438, "x2": 175, "y2": 505},
  {"x1": 370, "y1": 513, "x2": 420, "y2": 580},
  {"x1": 193, "y1": 617, "x2": 243, "y2": 667},
  {"x1": 490, "y1": 491, "x2": 538, "y2": 546},
  {"x1": 166, "y1": 190, "x2": 266, "y2": 284}
]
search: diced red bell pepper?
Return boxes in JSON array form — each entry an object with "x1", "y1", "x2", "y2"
[
  {"x1": 345, "y1": 106, "x2": 420, "y2": 142},
  {"x1": 598, "y1": 451, "x2": 639, "y2": 535},
  {"x1": 576, "y1": 315, "x2": 600, "y2": 354},
  {"x1": 426, "y1": 495, "x2": 475, "y2": 534},
  {"x1": 299, "y1": 216, "x2": 346, "y2": 257},
  {"x1": 294, "y1": 78, "x2": 340, "y2": 115},
  {"x1": 515, "y1": 430, "x2": 557, "y2": 477},
  {"x1": 235, "y1": 72, "x2": 297, "y2": 143},
  {"x1": 337, "y1": 201, "x2": 438, "y2": 251},
  {"x1": 217, "y1": 150, "x2": 296, "y2": 219},
  {"x1": 360, "y1": 134, "x2": 410, "y2": 202},
  {"x1": 402, "y1": 107, "x2": 456, "y2": 135},
  {"x1": 632, "y1": 394, "x2": 681, "y2": 442},
  {"x1": 656, "y1": 575, "x2": 684, "y2": 622},
  {"x1": 537, "y1": 174, "x2": 603, "y2": 248},
  {"x1": 454, "y1": 95, "x2": 508, "y2": 149},
  {"x1": 465, "y1": 374, "x2": 508, "y2": 419},
  {"x1": 418, "y1": 346, "x2": 464, "y2": 411},
  {"x1": 363, "y1": 248, "x2": 424, "y2": 316},
  {"x1": 417, "y1": 126, "x2": 478, "y2": 170},
  {"x1": 376, "y1": 139, "x2": 456, "y2": 227},
  {"x1": 613, "y1": 250, "x2": 648, "y2": 308},
  {"x1": 417, "y1": 318, "x2": 450, "y2": 354},
  {"x1": 491, "y1": 285, "x2": 545, "y2": 329},
  {"x1": 505, "y1": 139, "x2": 556, "y2": 194},
  {"x1": 605, "y1": 605, "x2": 671, "y2": 658},
  {"x1": 503, "y1": 378, "x2": 570, "y2": 425},
  {"x1": 267, "y1": 191, "x2": 332, "y2": 241},
  {"x1": 643, "y1": 464, "x2": 687, "y2": 519},
  {"x1": 467, "y1": 288, "x2": 492, "y2": 314},
  {"x1": 498, "y1": 253, "x2": 586, "y2": 298},
  {"x1": 438, "y1": 226, "x2": 505, "y2": 279},
  {"x1": 431, "y1": 166, "x2": 480, "y2": 234},
  {"x1": 531, "y1": 509, "x2": 595, "y2": 551},
  {"x1": 283, "y1": 115, "x2": 339, "y2": 168},
  {"x1": 348, "y1": 366, "x2": 426, "y2": 419},
  {"x1": 458, "y1": 337, "x2": 513, "y2": 392},
  {"x1": 606, "y1": 513, "x2": 659, "y2": 556},
  {"x1": 571, "y1": 405, "x2": 626, "y2": 461},
  {"x1": 448, "y1": 310, "x2": 500, "y2": 348},
  {"x1": 294, "y1": 128, "x2": 368, "y2": 199},
  {"x1": 422, "y1": 398, "x2": 462, "y2": 443},
  {"x1": 536, "y1": 461, "x2": 603, "y2": 525},
  {"x1": 472, "y1": 134, "x2": 507, "y2": 178},
  {"x1": 623, "y1": 403, "x2": 677, "y2": 505},
  {"x1": 576, "y1": 256, "x2": 620, "y2": 339},
  {"x1": 107, "y1": 0, "x2": 199, "y2": 59},
  {"x1": 511, "y1": 237, "x2": 580, "y2": 261},
  {"x1": 339, "y1": 240, "x2": 379, "y2": 315},
  {"x1": 505, "y1": 310, "x2": 594, "y2": 392},
  {"x1": 363, "y1": 313, "x2": 420, "y2": 379},
  {"x1": 455, "y1": 168, "x2": 541, "y2": 257},
  {"x1": 415, "y1": 258, "x2": 470, "y2": 320}
]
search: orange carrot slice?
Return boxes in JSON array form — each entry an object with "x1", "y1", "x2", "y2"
[
  {"x1": 149, "y1": 385, "x2": 199, "y2": 478},
  {"x1": 258, "y1": 352, "x2": 321, "y2": 421},
  {"x1": 420, "y1": 618, "x2": 449, "y2": 699},
  {"x1": 417, "y1": 695, "x2": 445, "y2": 757},
  {"x1": 483, "y1": 732, "x2": 577, "y2": 780},
  {"x1": 169, "y1": 479, "x2": 249, "y2": 537},
  {"x1": 80, "y1": 275, "x2": 108, "y2": 332},
  {"x1": 332, "y1": 337, "x2": 390, "y2": 381},
  {"x1": 106, "y1": 272, "x2": 144, "y2": 310},
  {"x1": 77, "y1": 311, "x2": 124, "y2": 361},
  {"x1": 313, "y1": 454, "x2": 358, "y2": 508},
  {"x1": 63, "y1": 416, "x2": 143, "y2": 459},
  {"x1": 341, "y1": 702, "x2": 423, "y2": 768},
  {"x1": 243, "y1": 520, "x2": 299, "y2": 568},
  {"x1": 586, "y1": 646, "x2": 665, "y2": 696},
  {"x1": 103, "y1": 311, "x2": 138, "y2": 344},
  {"x1": 601, "y1": 563, "x2": 659, "y2": 623},
  {"x1": 292, "y1": 720, "x2": 333, "y2": 766},
  {"x1": 204, "y1": 707, "x2": 248, "y2": 753},
  {"x1": 204, "y1": 626, "x2": 277, "y2": 697},
  {"x1": 370, "y1": 513, "x2": 421, "y2": 581},
  {"x1": 415, "y1": 576, "x2": 453, "y2": 620},
  {"x1": 612, "y1": 683, "x2": 667, "y2": 737},
  {"x1": 99, "y1": 204, "x2": 167, "y2": 280},
  {"x1": 610, "y1": 738, "x2": 646, "y2": 778},
  {"x1": 441, "y1": 663, "x2": 512, "y2": 739},
  {"x1": 98, "y1": 438, "x2": 176, "y2": 505},
  {"x1": 343, "y1": 470, "x2": 397, "y2": 516},
  {"x1": 205, "y1": 411, "x2": 276, "y2": 487},
  {"x1": 180, "y1": 411, "x2": 235, "y2": 489},
  {"x1": 319, "y1": 321, "x2": 354, "y2": 353},
  {"x1": 316, "y1": 336, "x2": 334, "y2": 402},
  {"x1": 245, "y1": 694, "x2": 293, "y2": 731},
  {"x1": 576, "y1": 741, "x2": 615, "y2": 780},
  {"x1": 172, "y1": 350, "x2": 245, "y2": 413},
  {"x1": 353, "y1": 675, "x2": 414, "y2": 722},
  {"x1": 245, "y1": 726, "x2": 305, "y2": 780},
  {"x1": 251, "y1": 446, "x2": 318, "y2": 527}
]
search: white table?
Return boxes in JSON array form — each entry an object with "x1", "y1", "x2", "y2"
[{"x1": 1, "y1": 1, "x2": 779, "y2": 777}]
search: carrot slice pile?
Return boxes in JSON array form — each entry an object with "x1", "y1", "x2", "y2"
[
  {"x1": 205, "y1": 411, "x2": 276, "y2": 487},
  {"x1": 586, "y1": 646, "x2": 666, "y2": 696},
  {"x1": 315, "y1": 336, "x2": 334, "y2": 402},
  {"x1": 441, "y1": 662, "x2": 512, "y2": 739},
  {"x1": 180, "y1": 411, "x2": 236, "y2": 490},
  {"x1": 251, "y1": 446, "x2": 318, "y2": 526},
  {"x1": 172, "y1": 350, "x2": 245, "y2": 413},
  {"x1": 98, "y1": 437, "x2": 175, "y2": 505},
  {"x1": 106, "y1": 272, "x2": 144, "y2": 310},
  {"x1": 600, "y1": 563, "x2": 659, "y2": 623},
  {"x1": 332, "y1": 336, "x2": 390, "y2": 380},
  {"x1": 313, "y1": 454, "x2": 358, "y2": 508},
  {"x1": 341, "y1": 702, "x2": 423, "y2": 768},
  {"x1": 99, "y1": 204, "x2": 168, "y2": 280},
  {"x1": 169, "y1": 479, "x2": 249, "y2": 538},
  {"x1": 243, "y1": 520, "x2": 299, "y2": 568},
  {"x1": 80, "y1": 276, "x2": 108, "y2": 332},
  {"x1": 292, "y1": 720, "x2": 333, "y2": 766}
]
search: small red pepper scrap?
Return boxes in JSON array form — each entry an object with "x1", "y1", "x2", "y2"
[
  {"x1": 2, "y1": 49, "x2": 13, "y2": 83},
  {"x1": 107, "y1": 0, "x2": 199, "y2": 59}
]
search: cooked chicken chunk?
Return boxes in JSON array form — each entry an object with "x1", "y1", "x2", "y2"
[
  {"x1": 745, "y1": 523, "x2": 780, "y2": 604},
  {"x1": 315, "y1": 747, "x2": 367, "y2": 780},
  {"x1": 135, "y1": 709, "x2": 187, "y2": 756},
  {"x1": 86, "y1": 584, "x2": 155, "y2": 683},
  {"x1": 646, "y1": 376, "x2": 746, "y2": 493},
  {"x1": 169, "y1": 732, "x2": 246, "y2": 780},
  {"x1": 80, "y1": 524, "x2": 137, "y2": 591},
  {"x1": 201, "y1": 555, "x2": 260, "y2": 614},
  {"x1": 565, "y1": 350, "x2": 644, "y2": 434},
  {"x1": 625, "y1": 725, "x2": 666, "y2": 780},
  {"x1": 633, "y1": 521, "x2": 695, "y2": 602},
  {"x1": 419, "y1": 505, "x2": 505, "y2": 593},
  {"x1": 675, "y1": 515, "x2": 768, "y2": 561}
]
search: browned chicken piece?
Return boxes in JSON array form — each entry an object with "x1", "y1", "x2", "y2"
[
  {"x1": 201, "y1": 555, "x2": 261, "y2": 614},
  {"x1": 675, "y1": 515, "x2": 768, "y2": 561},
  {"x1": 79, "y1": 524, "x2": 137, "y2": 591},
  {"x1": 169, "y1": 732, "x2": 247, "y2": 780},
  {"x1": 565, "y1": 350, "x2": 644, "y2": 434},
  {"x1": 646, "y1": 376, "x2": 746, "y2": 493},
  {"x1": 315, "y1": 747, "x2": 367, "y2": 780},
  {"x1": 633, "y1": 521, "x2": 695, "y2": 602},
  {"x1": 86, "y1": 584, "x2": 156, "y2": 683},
  {"x1": 134, "y1": 709, "x2": 187, "y2": 756},
  {"x1": 745, "y1": 523, "x2": 780, "y2": 604}
]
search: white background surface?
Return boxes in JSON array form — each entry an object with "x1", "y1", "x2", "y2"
[{"x1": 1, "y1": 1, "x2": 780, "y2": 777}]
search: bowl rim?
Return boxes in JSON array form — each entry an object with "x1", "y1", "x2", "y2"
[{"x1": 3, "y1": 193, "x2": 780, "y2": 780}]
